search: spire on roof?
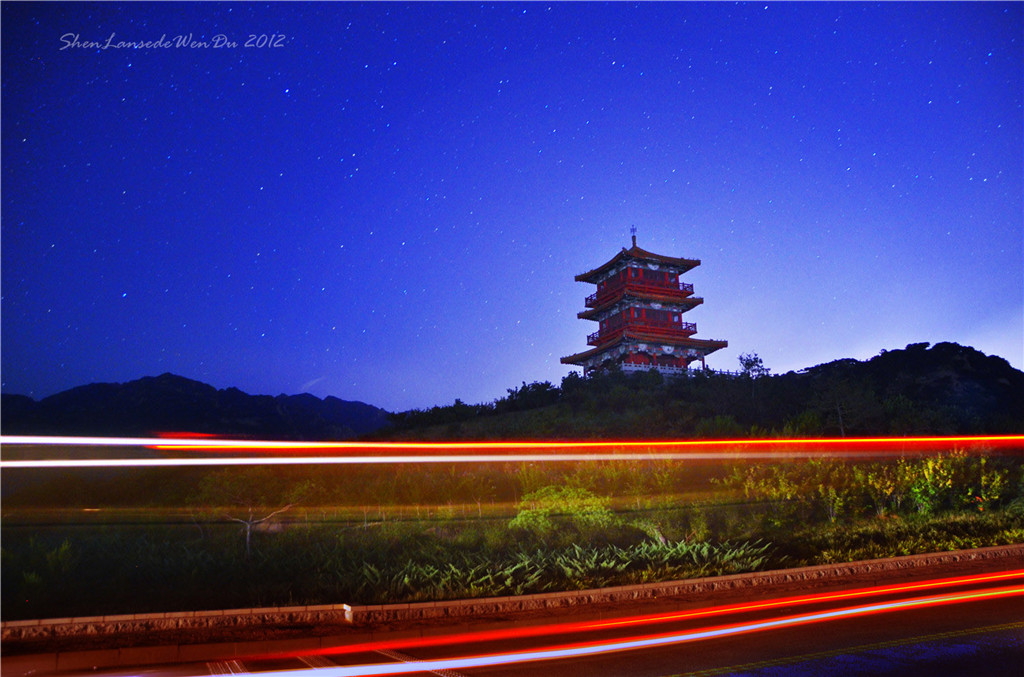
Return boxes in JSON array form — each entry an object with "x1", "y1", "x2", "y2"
[{"x1": 630, "y1": 225, "x2": 637, "y2": 248}]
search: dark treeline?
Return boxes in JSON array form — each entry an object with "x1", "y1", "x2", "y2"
[{"x1": 383, "y1": 342, "x2": 1024, "y2": 439}]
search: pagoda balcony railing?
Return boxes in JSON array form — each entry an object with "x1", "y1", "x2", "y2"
[
  {"x1": 588, "y1": 321, "x2": 697, "y2": 346},
  {"x1": 585, "y1": 280, "x2": 694, "y2": 308}
]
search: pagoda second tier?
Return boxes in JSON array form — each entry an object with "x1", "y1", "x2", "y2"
[
  {"x1": 584, "y1": 281, "x2": 702, "y2": 312},
  {"x1": 578, "y1": 294, "x2": 703, "y2": 322},
  {"x1": 580, "y1": 295, "x2": 698, "y2": 344},
  {"x1": 561, "y1": 237, "x2": 727, "y2": 376}
]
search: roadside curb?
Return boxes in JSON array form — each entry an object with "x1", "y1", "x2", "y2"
[
  {"x1": 2, "y1": 544, "x2": 1022, "y2": 672},
  {"x1": 346, "y1": 542, "x2": 1024, "y2": 625},
  {"x1": 4, "y1": 544, "x2": 1022, "y2": 640}
]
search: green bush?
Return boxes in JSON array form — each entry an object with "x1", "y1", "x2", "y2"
[{"x1": 509, "y1": 485, "x2": 616, "y2": 534}]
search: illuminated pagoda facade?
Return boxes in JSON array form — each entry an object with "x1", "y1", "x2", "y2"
[{"x1": 561, "y1": 232, "x2": 727, "y2": 377}]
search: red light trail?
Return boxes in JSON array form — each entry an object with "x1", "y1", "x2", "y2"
[
  {"x1": 217, "y1": 583, "x2": 1024, "y2": 676},
  {"x1": 1, "y1": 434, "x2": 1021, "y2": 469},
  {"x1": 259, "y1": 569, "x2": 1024, "y2": 661},
  {"x1": 4, "y1": 433, "x2": 1022, "y2": 449}
]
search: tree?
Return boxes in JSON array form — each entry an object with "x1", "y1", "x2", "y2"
[
  {"x1": 502, "y1": 381, "x2": 560, "y2": 411},
  {"x1": 194, "y1": 468, "x2": 307, "y2": 557},
  {"x1": 560, "y1": 371, "x2": 588, "y2": 413},
  {"x1": 738, "y1": 353, "x2": 770, "y2": 379},
  {"x1": 738, "y1": 352, "x2": 770, "y2": 412},
  {"x1": 810, "y1": 373, "x2": 884, "y2": 437}
]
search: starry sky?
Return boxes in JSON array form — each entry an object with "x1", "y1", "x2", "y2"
[{"x1": 2, "y1": 2, "x2": 1021, "y2": 413}]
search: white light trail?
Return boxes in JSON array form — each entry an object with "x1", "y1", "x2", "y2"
[
  {"x1": 0, "y1": 451, "x2": 959, "y2": 469},
  {"x1": 215, "y1": 585, "x2": 1024, "y2": 677}
]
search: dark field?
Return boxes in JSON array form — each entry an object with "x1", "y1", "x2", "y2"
[{"x1": 3, "y1": 451, "x2": 1023, "y2": 620}]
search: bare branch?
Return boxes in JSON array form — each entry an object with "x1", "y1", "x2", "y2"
[{"x1": 251, "y1": 504, "x2": 295, "y2": 525}]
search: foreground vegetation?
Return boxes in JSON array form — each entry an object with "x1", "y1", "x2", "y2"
[{"x1": 3, "y1": 451, "x2": 1022, "y2": 620}]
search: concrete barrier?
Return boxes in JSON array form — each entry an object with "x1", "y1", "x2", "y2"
[
  {"x1": 337, "y1": 543, "x2": 1024, "y2": 625},
  {"x1": 1, "y1": 604, "x2": 351, "y2": 643},
  {"x1": 3, "y1": 544, "x2": 1022, "y2": 645}
]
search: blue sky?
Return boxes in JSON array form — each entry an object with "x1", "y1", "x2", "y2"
[{"x1": 2, "y1": 2, "x2": 1021, "y2": 411}]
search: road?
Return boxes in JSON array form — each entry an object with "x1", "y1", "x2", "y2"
[
  {"x1": 3, "y1": 435, "x2": 1022, "y2": 676},
  {"x1": 13, "y1": 568, "x2": 1021, "y2": 677}
]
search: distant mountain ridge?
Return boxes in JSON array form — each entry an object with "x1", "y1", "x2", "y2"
[
  {"x1": 0, "y1": 373, "x2": 391, "y2": 440},
  {"x1": 3, "y1": 342, "x2": 1021, "y2": 441}
]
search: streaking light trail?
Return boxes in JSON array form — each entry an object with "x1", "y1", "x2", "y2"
[
  {"x1": 4, "y1": 434, "x2": 1023, "y2": 449},
  {"x1": 214, "y1": 585, "x2": 1024, "y2": 677},
  {"x1": 261, "y1": 570, "x2": 1024, "y2": 660},
  {"x1": 2, "y1": 435, "x2": 1021, "y2": 469}
]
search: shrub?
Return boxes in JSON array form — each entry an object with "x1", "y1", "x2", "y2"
[{"x1": 509, "y1": 485, "x2": 616, "y2": 534}]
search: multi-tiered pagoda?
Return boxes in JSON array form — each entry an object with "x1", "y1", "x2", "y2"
[{"x1": 561, "y1": 234, "x2": 727, "y2": 376}]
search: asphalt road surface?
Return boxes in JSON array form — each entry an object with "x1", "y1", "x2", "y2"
[{"x1": 15, "y1": 568, "x2": 1021, "y2": 677}]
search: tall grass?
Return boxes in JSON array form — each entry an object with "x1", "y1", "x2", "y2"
[
  {"x1": 1, "y1": 519, "x2": 771, "y2": 618},
  {"x1": 3, "y1": 451, "x2": 1021, "y2": 621}
]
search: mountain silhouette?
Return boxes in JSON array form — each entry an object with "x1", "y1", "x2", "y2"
[{"x1": 0, "y1": 373, "x2": 390, "y2": 440}]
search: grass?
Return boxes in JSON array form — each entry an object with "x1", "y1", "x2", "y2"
[{"x1": 2, "y1": 452, "x2": 1022, "y2": 621}]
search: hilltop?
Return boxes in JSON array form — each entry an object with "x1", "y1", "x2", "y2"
[
  {"x1": 0, "y1": 373, "x2": 390, "y2": 440},
  {"x1": 384, "y1": 342, "x2": 1024, "y2": 439}
]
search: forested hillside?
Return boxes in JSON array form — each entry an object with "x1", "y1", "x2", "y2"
[
  {"x1": 384, "y1": 342, "x2": 1024, "y2": 439},
  {"x1": 3, "y1": 343, "x2": 1019, "y2": 441}
]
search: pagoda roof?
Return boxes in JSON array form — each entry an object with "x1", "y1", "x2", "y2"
[
  {"x1": 575, "y1": 244, "x2": 700, "y2": 283},
  {"x1": 578, "y1": 291, "x2": 703, "y2": 319},
  {"x1": 561, "y1": 331, "x2": 727, "y2": 366}
]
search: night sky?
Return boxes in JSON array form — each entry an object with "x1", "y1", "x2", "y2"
[{"x1": 2, "y1": 2, "x2": 1021, "y2": 412}]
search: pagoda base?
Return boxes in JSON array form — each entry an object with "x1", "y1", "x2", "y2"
[{"x1": 619, "y1": 362, "x2": 699, "y2": 377}]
